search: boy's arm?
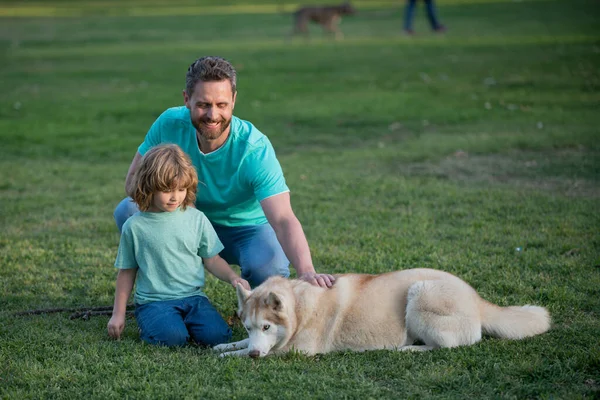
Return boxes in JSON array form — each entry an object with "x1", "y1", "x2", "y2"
[
  {"x1": 107, "y1": 268, "x2": 137, "y2": 339},
  {"x1": 203, "y1": 255, "x2": 250, "y2": 290}
]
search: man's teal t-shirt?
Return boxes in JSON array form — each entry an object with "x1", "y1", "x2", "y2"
[
  {"x1": 114, "y1": 207, "x2": 224, "y2": 305},
  {"x1": 138, "y1": 107, "x2": 290, "y2": 227}
]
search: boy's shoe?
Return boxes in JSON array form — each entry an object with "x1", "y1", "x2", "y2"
[
  {"x1": 403, "y1": 28, "x2": 415, "y2": 36},
  {"x1": 434, "y1": 25, "x2": 447, "y2": 33}
]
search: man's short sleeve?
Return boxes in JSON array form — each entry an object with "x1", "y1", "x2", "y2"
[
  {"x1": 138, "y1": 115, "x2": 164, "y2": 156},
  {"x1": 244, "y1": 138, "x2": 290, "y2": 202},
  {"x1": 197, "y1": 213, "x2": 225, "y2": 258},
  {"x1": 114, "y1": 224, "x2": 138, "y2": 269}
]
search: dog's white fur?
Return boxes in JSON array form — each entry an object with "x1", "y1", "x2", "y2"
[{"x1": 213, "y1": 269, "x2": 550, "y2": 358}]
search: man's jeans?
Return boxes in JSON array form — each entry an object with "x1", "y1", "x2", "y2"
[
  {"x1": 114, "y1": 197, "x2": 290, "y2": 288},
  {"x1": 135, "y1": 295, "x2": 231, "y2": 347}
]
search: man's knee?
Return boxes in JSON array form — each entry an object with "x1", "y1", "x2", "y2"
[
  {"x1": 242, "y1": 252, "x2": 290, "y2": 287},
  {"x1": 114, "y1": 197, "x2": 138, "y2": 232},
  {"x1": 230, "y1": 223, "x2": 291, "y2": 287}
]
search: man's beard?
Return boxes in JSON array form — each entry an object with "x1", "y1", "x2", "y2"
[{"x1": 193, "y1": 116, "x2": 232, "y2": 140}]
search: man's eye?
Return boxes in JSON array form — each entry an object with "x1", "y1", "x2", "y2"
[{"x1": 263, "y1": 324, "x2": 270, "y2": 331}]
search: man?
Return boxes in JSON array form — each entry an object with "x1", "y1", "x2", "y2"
[{"x1": 114, "y1": 56, "x2": 334, "y2": 289}]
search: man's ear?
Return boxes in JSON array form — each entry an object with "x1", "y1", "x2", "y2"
[
  {"x1": 183, "y1": 90, "x2": 190, "y2": 108},
  {"x1": 236, "y1": 283, "x2": 251, "y2": 312},
  {"x1": 266, "y1": 292, "x2": 283, "y2": 311}
]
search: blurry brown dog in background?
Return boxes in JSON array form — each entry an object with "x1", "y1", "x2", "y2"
[{"x1": 292, "y1": 2, "x2": 356, "y2": 39}]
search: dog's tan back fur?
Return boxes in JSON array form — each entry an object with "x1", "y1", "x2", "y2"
[
  {"x1": 292, "y1": 1, "x2": 356, "y2": 38},
  {"x1": 281, "y1": 269, "x2": 477, "y2": 353}
]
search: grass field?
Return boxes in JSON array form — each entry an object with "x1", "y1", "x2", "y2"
[{"x1": 1, "y1": 0, "x2": 599, "y2": 398}]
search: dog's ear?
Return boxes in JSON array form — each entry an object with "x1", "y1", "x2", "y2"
[
  {"x1": 236, "y1": 283, "x2": 251, "y2": 311},
  {"x1": 266, "y1": 292, "x2": 283, "y2": 311}
]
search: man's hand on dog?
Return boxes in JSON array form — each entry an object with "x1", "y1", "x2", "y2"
[{"x1": 299, "y1": 272, "x2": 336, "y2": 288}]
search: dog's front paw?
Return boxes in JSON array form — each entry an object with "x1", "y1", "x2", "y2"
[
  {"x1": 212, "y1": 343, "x2": 230, "y2": 352},
  {"x1": 219, "y1": 348, "x2": 250, "y2": 357},
  {"x1": 213, "y1": 338, "x2": 250, "y2": 353}
]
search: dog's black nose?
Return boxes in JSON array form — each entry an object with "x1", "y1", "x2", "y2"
[{"x1": 248, "y1": 350, "x2": 260, "y2": 358}]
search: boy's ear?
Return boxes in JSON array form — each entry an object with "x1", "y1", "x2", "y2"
[{"x1": 236, "y1": 283, "x2": 251, "y2": 311}]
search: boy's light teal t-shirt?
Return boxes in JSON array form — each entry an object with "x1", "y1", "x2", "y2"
[
  {"x1": 114, "y1": 207, "x2": 224, "y2": 305},
  {"x1": 138, "y1": 107, "x2": 290, "y2": 227}
]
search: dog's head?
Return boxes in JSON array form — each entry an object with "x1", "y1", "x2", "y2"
[{"x1": 236, "y1": 277, "x2": 294, "y2": 358}]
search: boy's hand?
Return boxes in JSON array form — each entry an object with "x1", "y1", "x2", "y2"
[
  {"x1": 231, "y1": 277, "x2": 251, "y2": 291},
  {"x1": 107, "y1": 314, "x2": 126, "y2": 340}
]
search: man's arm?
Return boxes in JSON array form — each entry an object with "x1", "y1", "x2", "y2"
[
  {"x1": 124, "y1": 152, "x2": 143, "y2": 196},
  {"x1": 261, "y1": 192, "x2": 334, "y2": 288}
]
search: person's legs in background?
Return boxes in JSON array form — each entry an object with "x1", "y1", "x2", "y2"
[
  {"x1": 403, "y1": 0, "x2": 418, "y2": 34},
  {"x1": 424, "y1": 0, "x2": 446, "y2": 32}
]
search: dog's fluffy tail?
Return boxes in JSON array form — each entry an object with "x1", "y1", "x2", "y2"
[{"x1": 479, "y1": 301, "x2": 550, "y2": 339}]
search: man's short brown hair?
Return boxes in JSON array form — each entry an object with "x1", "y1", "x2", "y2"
[{"x1": 185, "y1": 56, "x2": 237, "y2": 96}]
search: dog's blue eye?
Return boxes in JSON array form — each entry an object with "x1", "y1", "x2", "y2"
[{"x1": 263, "y1": 324, "x2": 270, "y2": 331}]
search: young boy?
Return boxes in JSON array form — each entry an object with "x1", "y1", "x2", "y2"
[{"x1": 107, "y1": 144, "x2": 250, "y2": 347}]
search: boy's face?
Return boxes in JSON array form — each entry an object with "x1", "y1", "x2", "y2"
[{"x1": 150, "y1": 189, "x2": 187, "y2": 213}]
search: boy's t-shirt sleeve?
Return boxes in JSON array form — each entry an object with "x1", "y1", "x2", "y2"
[
  {"x1": 197, "y1": 212, "x2": 225, "y2": 258},
  {"x1": 243, "y1": 138, "x2": 290, "y2": 202},
  {"x1": 114, "y1": 224, "x2": 138, "y2": 269}
]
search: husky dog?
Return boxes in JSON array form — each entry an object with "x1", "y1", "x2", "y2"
[
  {"x1": 291, "y1": 1, "x2": 356, "y2": 39},
  {"x1": 213, "y1": 269, "x2": 550, "y2": 358}
]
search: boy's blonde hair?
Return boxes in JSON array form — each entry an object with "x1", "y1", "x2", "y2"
[{"x1": 132, "y1": 144, "x2": 198, "y2": 212}]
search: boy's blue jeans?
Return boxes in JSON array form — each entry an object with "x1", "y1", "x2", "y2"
[
  {"x1": 135, "y1": 295, "x2": 231, "y2": 347},
  {"x1": 114, "y1": 197, "x2": 290, "y2": 288}
]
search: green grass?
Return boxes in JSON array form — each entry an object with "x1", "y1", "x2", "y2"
[{"x1": 1, "y1": 0, "x2": 599, "y2": 398}]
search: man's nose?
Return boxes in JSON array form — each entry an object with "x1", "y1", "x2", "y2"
[{"x1": 206, "y1": 107, "x2": 217, "y2": 120}]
